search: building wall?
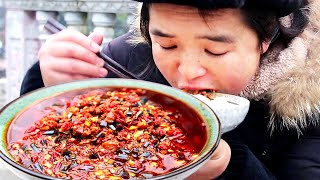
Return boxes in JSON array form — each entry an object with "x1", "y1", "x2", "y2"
[{"x1": 0, "y1": 0, "x2": 136, "y2": 108}]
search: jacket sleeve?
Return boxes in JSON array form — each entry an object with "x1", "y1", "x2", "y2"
[
  {"x1": 20, "y1": 61, "x2": 44, "y2": 95},
  {"x1": 217, "y1": 139, "x2": 276, "y2": 180},
  {"x1": 275, "y1": 126, "x2": 320, "y2": 179},
  {"x1": 101, "y1": 32, "x2": 133, "y2": 78}
]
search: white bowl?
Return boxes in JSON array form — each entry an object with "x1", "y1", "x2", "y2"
[{"x1": 193, "y1": 93, "x2": 250, "y2": 133}]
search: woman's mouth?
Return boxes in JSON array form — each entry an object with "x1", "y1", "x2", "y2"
[{"x1": 182, "y1": 89, "x2": 216, "y2": 100}]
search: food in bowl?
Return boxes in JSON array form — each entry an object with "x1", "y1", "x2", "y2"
[
  {"x1": 185, "y1": 89, "x2": 216, "y2": 100},
  {"x1": 0, "y1": 79, "x2": 220, "y2": 180},
  {"x1": 6, "y1": 87, "x2": 208, "y2": 179}
]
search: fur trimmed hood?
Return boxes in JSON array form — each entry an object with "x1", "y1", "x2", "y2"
[
  {"x1": 129, "y1": 0, "x2": 320, "y2": 134},
  {"x1": 240, "y1": 0, "x2": 320, "y2": 134}
]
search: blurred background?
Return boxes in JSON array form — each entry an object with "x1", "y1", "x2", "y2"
[
  {"x1": 0, "y1": 0, "x2": 138, "y2": 108},
  {"x1": 0, "y1": 1, "x2": 5, "y2": 109}
]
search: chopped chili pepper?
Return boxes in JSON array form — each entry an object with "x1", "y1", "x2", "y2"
[{"x1": 8, "y1": 88, "x2": 206, "y2": 179}]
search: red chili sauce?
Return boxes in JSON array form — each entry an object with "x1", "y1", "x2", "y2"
[{"x1": 7, "y1": 88, "x2": 207, "y2": 179}]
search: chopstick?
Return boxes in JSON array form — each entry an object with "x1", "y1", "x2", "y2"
[
  {"x1": 46, "y1": 18, "x2": 66, "y2": 33},
  {"x1": 43, "y1": 18, "x2": 141, "y2": 80}
]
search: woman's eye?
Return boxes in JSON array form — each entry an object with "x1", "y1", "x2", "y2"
[
  {"x1": 205, "y1": 49, "x2": 227, "y2": 56},
  {"x1": 160, "y1": 45, "x2": 177, "y2": 50}
]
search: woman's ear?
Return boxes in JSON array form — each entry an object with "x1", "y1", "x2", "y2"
[{"x1": 261, "y1": 41, "x2": 270, "y2": 54}]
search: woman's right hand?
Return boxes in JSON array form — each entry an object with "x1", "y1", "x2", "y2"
[{"x1": 38, "y1": 29, "x2": 108, "y2": 87}]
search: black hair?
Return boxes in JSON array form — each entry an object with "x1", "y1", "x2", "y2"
[
  {"x1": 140, "y1": 3, "x2": 152, "y2": 46},
  {"x1": 242, "y1": 1, "x2": 309, "y2": 49},
  {"x1": 141, "y1": 2, "x2": 308, "y2": 47}
]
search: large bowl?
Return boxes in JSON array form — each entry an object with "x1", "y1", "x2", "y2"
[{"x1": 0, "y1": 79, "x2": 221, "y2": 180}]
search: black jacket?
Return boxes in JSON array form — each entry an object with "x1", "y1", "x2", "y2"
[{"x1": 20, "y1": 33, "x2": 320, "y2": 180}]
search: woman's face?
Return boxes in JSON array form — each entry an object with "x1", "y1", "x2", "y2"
[{"x1": 149, "y1": 3, "x2": 264, "y2": 94}]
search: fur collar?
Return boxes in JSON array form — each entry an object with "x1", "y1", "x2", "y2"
[{"x1": 241, "y1": 0, "x2": 320, "y2": 134}]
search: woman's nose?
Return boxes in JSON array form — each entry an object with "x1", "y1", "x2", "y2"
[{"x1": 177, "y1": 62, "x2": 207, "y2": 81}]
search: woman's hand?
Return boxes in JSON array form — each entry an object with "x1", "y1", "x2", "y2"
[
  {"x1": 38, "y1": 29, "x2": 108, "y2": 86},
  {"x1": 186, "y1": 139, "x2": 231, "y2": 180}
]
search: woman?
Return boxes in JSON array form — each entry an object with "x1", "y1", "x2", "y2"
[{"x1": 20, "y1": 0, "x2": 320, "y2": 179}]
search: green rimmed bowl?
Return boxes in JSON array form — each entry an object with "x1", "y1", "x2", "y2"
[{"x1": 0, "y1": 78, "x2": 220, "y2": 180}]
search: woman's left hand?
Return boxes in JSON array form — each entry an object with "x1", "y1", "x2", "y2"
[{"x1": 186, "y1": 139, "x2": 231, "y2": 180}]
